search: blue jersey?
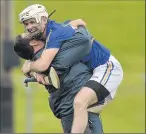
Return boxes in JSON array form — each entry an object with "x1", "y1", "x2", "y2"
[
  {"x1": 81, "y1": 40, "x2": 110, "y2": 69},
  {"x1": 62, "y1": 20, "x2": 111, "y2": 69},
  {"x1": 45, "y1": 20, "x2": 110, "y2": 70},
  {"x1": 45, "y1": 20, "x2": 75, "y2": 49}
]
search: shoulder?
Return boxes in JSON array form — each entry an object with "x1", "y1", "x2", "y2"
[{"x1": 51, "y1": 25, "x2": 75, "y2": 39}]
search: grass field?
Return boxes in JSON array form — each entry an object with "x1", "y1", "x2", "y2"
[{"x1": 12, "y1": 0, "x2": 145, "y2": 133}]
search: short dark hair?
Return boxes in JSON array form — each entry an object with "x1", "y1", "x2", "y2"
[{"x1": 14, "y1": 35, "x2": 34, "y2": 60}]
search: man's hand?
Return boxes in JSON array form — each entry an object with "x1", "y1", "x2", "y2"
[
  {"x1": 22, "y1": 60, "x2": 31, "y2": 76},
  {"x1": 69, "y1": 19, "x2": 86, "y2": 29},
  {"x1": 34, "y1": 73, "x2": 49, "y2": 85}
]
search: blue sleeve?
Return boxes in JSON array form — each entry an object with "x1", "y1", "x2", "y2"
[{"x1": 45, "y1": 25, "x2": 75, "y2": 49}]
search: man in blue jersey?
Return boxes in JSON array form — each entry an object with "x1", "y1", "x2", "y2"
[{"x1": 19, "y1": 4, "x2": 123, "y2": 133}]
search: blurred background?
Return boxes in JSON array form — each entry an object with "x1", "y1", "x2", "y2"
[{"x1": 0, "y1": 0, "x2": 145, "y2": 133}]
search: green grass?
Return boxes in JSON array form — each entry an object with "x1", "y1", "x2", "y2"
[{"x1": 12, "y1": 1, "x2": 145, "y2": 133}]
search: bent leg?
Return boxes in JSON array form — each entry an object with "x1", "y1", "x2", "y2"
[
  {"x1": 71, "y1": 81, "x2": 110, "y2": 133},
  {"x1": 71, "y1": 86, "x2": 98, "y2": 133},
  {"x1": 71, "y1": 55, "x2": 123, "y2": 133}
]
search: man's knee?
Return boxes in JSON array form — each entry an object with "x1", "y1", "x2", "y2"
[
  {"x1": 73, "y1": 94, "x2": 88, "y2": 110},
  {"x1": 73, "y1": 87, "x2": 97, "y2": 110}
]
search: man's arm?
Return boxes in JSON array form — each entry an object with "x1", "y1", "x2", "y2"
[
  {"x1": 22, "y1": 24, "x2": 75, "y2": 74},
  {"x1": 30, "y1": 19, "x2": 87, "y2": 71},
  {"x1": 29, "y1": 23, "x2": 76, "y2": 72},
  {"x1": 29, "y1": 48, "x2": 59, "y2": 72},
  {"x1": 22, "y1": 20, "x2": 88, "y2": 74}
]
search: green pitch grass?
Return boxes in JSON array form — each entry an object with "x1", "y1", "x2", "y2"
[{"x1": 12, "y1": 0, "x2": 145, "y2": 133}]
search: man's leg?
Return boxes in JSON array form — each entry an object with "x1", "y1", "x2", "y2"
[
  {"x1": 61, "y1": 114, "x2": 73, "y2": 133},
  {"x1": 71, "y1": 86, "x2": 97, "y2": 133},
  {"x1": 61, "y1": 112, "x2": 103, "y2": 134},
  {"x1": 71, "y1": 82, "x2": 109, "y2": 133},
  {"x1": 61, "y1": 114, "x2": 91, "y2": 133},
  {"x1": 88, "y1": 112, "x2": 103, "y2": 134},
  {"x1": 71, "y1": 55, "x2": 123, "y2": 133}
]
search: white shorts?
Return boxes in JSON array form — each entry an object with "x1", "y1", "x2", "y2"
[
  {"x1": 87, "y1": 55, "x2": 123, "y2": 113},
  {"x1": 90, "y1": 55, "x2": 123, "y2": 99}
]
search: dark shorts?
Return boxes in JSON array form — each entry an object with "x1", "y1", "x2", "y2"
[
  {"x1": 61, "y1": 112, "x2": 103, "y2": 134},
  {"x1": 85, "y1": 80, "x2": 110, "y2": 103}
]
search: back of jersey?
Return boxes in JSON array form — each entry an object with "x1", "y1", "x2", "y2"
[
  {"x1": 82, "y1": 39, "x2": 111, "y2": 70},
  {"x1": 67, "y1": 23, "x2": 111, "y2": 70}
]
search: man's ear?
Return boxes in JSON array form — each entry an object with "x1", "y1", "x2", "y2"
[{"x1": 41, "y1": 16, "x2": 48, "y2": 24}]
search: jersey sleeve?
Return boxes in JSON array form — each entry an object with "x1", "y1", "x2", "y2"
[{"x1": 45, "y1": 25, "x2": 75, "y2": 49}]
